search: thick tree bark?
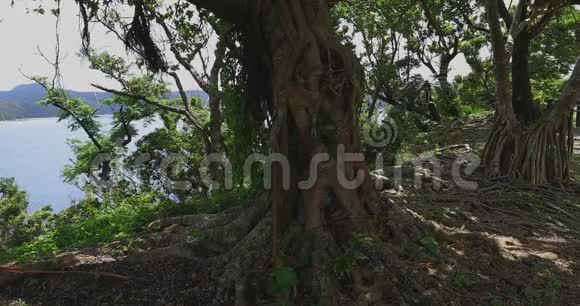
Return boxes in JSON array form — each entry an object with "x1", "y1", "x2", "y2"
[
  {"x1": 92, "y1": 0, "x2": 391, "y2": 303},
  {"x1": 207, "y1": 96, "x2": 225, "y2": 184},
  {"x1": 206, "y1": 39, "x2": 227, "y2": 186},
  {"x1": 486, "y1": 0, "x2": 515, "y2": 120},
  {"x1": 437, "y1": 58, "x2": 460, "y2": 118},
  {"x1": 239, "y1": 0, "x2": 382, "y2": 303},
  {"x1": 70, "y1": 1, "x2": 427, "y2": 304},
  {"x1": 250, "y1": 0, "x2": 375, "y2": 229},
  {"x1": 512, "y1": 31, "x2": 540, "y2": 125},
  {"x1": 550, "y1": 57, "x2": 580, "y2": 117}
]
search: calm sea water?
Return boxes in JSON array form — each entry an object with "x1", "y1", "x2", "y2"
[{"x1": 0, "y1": 116, "x2": 159, "y2": 212}]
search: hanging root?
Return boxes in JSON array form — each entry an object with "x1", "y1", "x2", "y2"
[{"x1": 483, "y1": 112, "x2": 575, "y2": 185}]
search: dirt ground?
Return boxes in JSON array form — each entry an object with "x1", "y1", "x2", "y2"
[{"x1": 1, "y1": 115, "x2": 579, "y2": 305}]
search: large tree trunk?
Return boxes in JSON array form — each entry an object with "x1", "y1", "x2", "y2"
[
  {"x1": 206, "y1": 39, "x2": 227, "y2": 187},
  {"x1": 206, "y1": 94, "x2": 226, "y2": 187},
  {"x1": 483, "y1": 0, "x2": 580, "y2": 185},
  {"x1": 45, "y1": 1, "x2": 440, "y2": 304},
  {"x1": 511, "y1": 31, "x2": 540, "y2": 125},
  {"x1": 187, "y1": 1, "x2": 395, "y2": 304},
  {"x1": 436, "y1": 59, "x2": 460, "y2": 118},
  {"x1": 253, "y1": 0, "x2": 380, "y2": 270}
]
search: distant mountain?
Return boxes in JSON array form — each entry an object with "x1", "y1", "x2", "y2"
[{"x1": 0, "y1": 83, "x2": 208, "y2": 121}]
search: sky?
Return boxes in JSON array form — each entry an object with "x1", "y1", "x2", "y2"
[
  {"x1": 0, "y1": 0, "x2": 125, "y2": 91},
  {"x1": 0, "y1": 0, "x2": 471, "y2": 92}
]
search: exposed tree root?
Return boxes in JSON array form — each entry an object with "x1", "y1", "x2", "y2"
[
  {"x1": 482, "y1": 112, "x2": 575, "y2": 185},
  {"x1": 133, "y1": 190, "x2": 444, "y2": 305},
  {"x1": 147, "y1": 206, "x2": 244, "y2": 232},
  {"x1": 210, "y1": 214, "x2": 273, "y2": 305},
  {"x1": 0, "y1": 253, "x2": 124, "y2": 286},
  {"x1": 0, "y1": 186, "x2": 443, "y2": 305}
]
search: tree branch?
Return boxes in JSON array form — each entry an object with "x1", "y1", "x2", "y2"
[
  {"x1": 167, "y1": 71, "x2": 195, "y2": 116},
  {"x1": 527, "y1": 1, "x2": 568, "y2": 39},
  {"x1": 91, "y1": 84, "x2": 206, "y2": 134},
  {"x1": 117, "y1": 106, "x2": 133, "y2": 147},
  {"x1": 528, "y1": 12, "x2": 554, "y2": 38},
  {"x1": 416, "y1": 45, "x2": 438, "y2": 76},
  {"x1": 498, "y1": 0, "x2": 513, "y2": 29},
  {"x1": 20, "y1": 70, "x2": 103, "y2": 150},
  {"x1": 486, "y1": 0, "x2": 516, "y2": 121},
  {"x1": 158, "y1": 18, "x2": 211, "y2": 92},
  {"x1": 506, "y1": 0, "x2": 529, "y2": 57},
  {"x1": 185, "y1": 0, "x2": 250, "y2": 25},
  {"x1": 418, "y1": 0, "x2": 448, "y2": 48},
  {"x1": 462, "y1": 11, "x2": 490, "y2": 33},
  {"x1": 56, "y1": 102, "x2": 103, "y2": 150}
]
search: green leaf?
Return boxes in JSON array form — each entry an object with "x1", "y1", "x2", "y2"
[{"x1": 270, "y1": 267, "x2": 298, "y2": 292}]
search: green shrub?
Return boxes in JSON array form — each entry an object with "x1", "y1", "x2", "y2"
[{"x1": 0, "y1": 188, "x2": 258, "y2": 264}]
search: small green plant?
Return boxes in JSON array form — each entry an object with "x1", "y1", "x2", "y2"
[
  {"x1": 420, "y1": 235, "x2": 439, "y2": 255},
  {"x1": 452, "y1": 271, "x2": 477, "y2": 289},
  {"x1": 268, "y1": 266, "x2": 298, "y2": 304},
  {"x1": 332, "y1": 233, "x2": 373, "y2": 274}
]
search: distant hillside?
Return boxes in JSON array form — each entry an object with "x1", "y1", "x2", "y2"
[{"x1": 0, "y1": 84, "x2": 208, "y2": 121}]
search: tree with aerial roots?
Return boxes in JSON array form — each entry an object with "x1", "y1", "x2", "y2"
[
  {"x1": 75, "y1": 0, "x2": 429, "y2": 304},
  {"x1": 482, "y1": 0, "x2": 580, "y2": 185}
]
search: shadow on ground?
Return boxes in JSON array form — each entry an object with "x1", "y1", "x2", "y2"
[{"x1": 384, "y1": 169, "x2": 580, "y2": 305}]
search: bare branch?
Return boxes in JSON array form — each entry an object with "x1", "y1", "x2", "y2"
[
  {"x1": 167, "y1": 71, "x2": 195, "y2": 117},
  {"x1": 506, "y1": 0, "x2": 529, "y2": 57}
]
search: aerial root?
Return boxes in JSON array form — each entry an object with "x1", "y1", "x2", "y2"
[{"x1": 483, "y1": 115, "x2": 574, "y2": 184}]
